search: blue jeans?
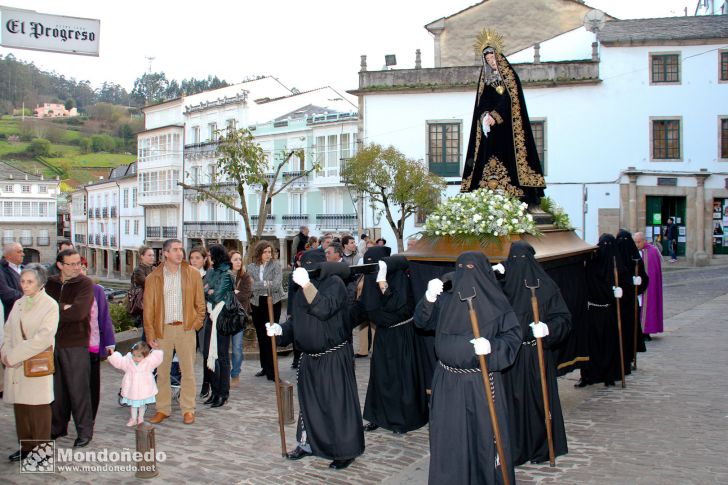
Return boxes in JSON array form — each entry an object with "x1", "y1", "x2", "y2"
[
  {"x1": 668, "y1": 239, "x2": 677, "y2": 260},
  {"x1": 231, "y1": 330, "x2": 244, "y2": 378}
]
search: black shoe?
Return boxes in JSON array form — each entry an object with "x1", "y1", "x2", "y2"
[
  {"x1": 643, "y1": 333, "x2": 652, "y2": 341},
  {"x1": 574, "y1": 379, "x2": 590, "y2": 388},
  {"x1": 354, "y1": 354, "x2": 368, "y2": 359},
  {"x1": 291, "y1": 360, "x2": 299, "y2": 369},
  {"x1": 204, "y1": 394, "x2": 217, "y2": 405},
  {"x1": 199, "y1": 383, "x2": 210, "y2": 399},
  {"x1": 286, "y1": 446, "x2": 313, "y2": 461},
  {"x1": 329, "y1": 458, "x2": 355, "y2": 470},
  {"x1": 266, "y1": 373, "x2": 276, "y2": 381},
  {"x1": 51, "y1": 431, "x2": 68, "y2": 440},
  {"x1": 255, "y1": 369, "x2": 266, "y2": 377},
  {"x1": 73, "y1": 437, "x2": 92, "y2": 448},
  {"x1": 604, "y1": 380, "x2": 616, "y2": 387},
  {"x1": 9, "y1": 450, "x2": 29, "y2": 462},
  {"x1": 363, "y1": 422, "x2": 379, "y2": 432},
  {"x1": 210, "y1": 396, "x2": 227, "y2": 408}
]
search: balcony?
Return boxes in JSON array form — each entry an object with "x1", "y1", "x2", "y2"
[
  {"x1": 183, "y1": 182, "x2": 237, "y2": 201},
  {"x1": 281, "y1": 214, "x2": 309, "y2": 230},
  {"x1": 94, "y1": 234, "x2": 101, "y2": 245},
  {"x1": 102, "y1": 235, "x2": 108, "y2": 246},
  {"x1": 138, "y1": 189, "x2": 182, "y2": 207},
  {"x1": 250, "y1": 215, "x2": 276, "y2": 233},
  {"x1": 37, "y1": 236, "x2": 50, "y2": 246},
  {"x1": 74, "y1": 234, "x2": 86, "y2": 244},
  {"x1": 102, "y1": 207, "x2": 108, "y2": 218},
  {"x1": 110, "y1": 207, "x2": 117, "y2": 218},
  {"x1": 19, "y1": 236, "x2": 32, "y2": 246},
  {"x1": 110, "y1": 235, "x2": 117, "y2": 247},
  {"x1": 163, "y1": 226, "x2": 178, "y2": 238},
  {"x1": 95, "y1": 208, "x2": 101, "y2": 219},
  {"x1": 316, "y1": 214, "x2": 358, "y2": 233},
  {"x1": 283, "y1": 171, "x2": 309, "y2": 188},
  {"x1": 146, "y1": 226, "x2": 161, "y2": 239},
  {"x1": 184, "y1": 221, "x2": 239, "y2": 238}
]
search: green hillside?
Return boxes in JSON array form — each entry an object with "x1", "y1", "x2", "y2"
[{"x1": 0, "y1": 116, "x2": 136, "y2": 188}]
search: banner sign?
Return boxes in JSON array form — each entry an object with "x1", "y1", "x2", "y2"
[{"x1": 1, "y1": 7, "x2": 100, "y2": 56}]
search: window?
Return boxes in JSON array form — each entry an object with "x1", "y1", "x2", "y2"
[
  {"x1": 133, "y1": 220, "x2": 139, "y2": 235},
  {"x1": 326, "y1": 135, "x2": 338, "y2": 176},
  {"x1": 652, "y1": 119, "x2": 681, "y2": 160},
  {"x1": 721, "y1": 51, "x2": 728, "y2": 82},
  {"x1": 341, "y1": 133, "x2": 351, "y2": 161},
  {"x1": 192, "y1": 126, "x2": 200, "y2": 144},
  {"x1": 290, "y1": 193, "x2": 302, "y2": 214},
  {"x1": 226, "y1": 119, "x2": 236, "y2": 133},
  {"x1": 125, "y1": 219, "x2": 130, "y2": 235},
  {"x1": 207, "y1": 202, "x2": 217, "y2": 221},
  {"x1": 123, "y1": 189, "x2": 129, "y2": 208},
  {"x1": 207, "y1": 164, "x2": 215, "y2": 184},
  {"x1": 208, "y1": 122, "x2": 217, "y2": 141},
  {"x1": 132, "y1": 188, "x2": 137, "y2": 207},
  {"x1": 427, "y1": 122, "x2": 461, "y2": 177},
  {"x1": 530, "y1": 119, "x2": 547, "y2": 174},
  {"x1": 721, "y1": 118, "x2": 728, "y2": 159},
  {"x1": 21, "y1": 201, "x2": 30, "y2": 217},
  {"x1": 4, "y1": 184, "x2": 12, "y2": 192},
  {"x1": 315, "y1": 136, "x2": 325, "y2": 175},
  {"x1": 39, "y1": 185, "x2": 47, "y2": 193},
  {"x1": 21, "y1": 185, "x2": 30, "y2": 193},
  {"x1": 650, "y1": 53, "x2": 680, "y2": 84},
  {"x1": 38, "y1": 202, "x2": 48, "y2": 217},
  {"x1": 3, "y1": 201, "x2": 11, "y2": 216}
]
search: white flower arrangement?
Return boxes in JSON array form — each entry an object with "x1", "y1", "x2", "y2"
[{"x1": 423, "y1": 189, "x2": 538, "y2": 241}]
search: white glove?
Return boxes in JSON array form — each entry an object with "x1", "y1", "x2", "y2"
[
  {"x1": 292, "y1": 267, "x2": 310, "y2": 287},
  {"x1": 530, "y1": 321, "x2": 549, "y2": 339},
  {"x1": 633, "y1": 276, "x2": 642, "y2": 286},
  {"x1": 470, "y1": 337, "x2": 491, "y2": 356},
  {"x1": 376, "y1": 260, "x2": 387, "y2": 283},
  {"x1": 265, "y1": 322, "x2": 282, "y2": 337},
  {"x1": 425, "y1": 278, "x2": 444, "y2": 302},
  {"x1": 492, "y1": 263, "x2": 505, "y2": 274},
  {"x1": 613, "y1": 286, "x2": 623, "y2": 299}
]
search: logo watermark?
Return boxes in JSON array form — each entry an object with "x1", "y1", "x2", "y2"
[{"x1": 20, "y1": 440, "x2": 166, "y2": 474}]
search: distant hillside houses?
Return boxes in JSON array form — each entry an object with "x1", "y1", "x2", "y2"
[{"x1": 34, "y1": 102, "x2": 78, "y2": 118}]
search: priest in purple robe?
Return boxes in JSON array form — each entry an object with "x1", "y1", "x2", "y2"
[{"x1": 633, "y1": 232, "x2": 663, "y2": 339}]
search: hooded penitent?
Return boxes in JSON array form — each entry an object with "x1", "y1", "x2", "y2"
[{"x1": 615, "y1": 229, "x2": 649, "y2": 369}]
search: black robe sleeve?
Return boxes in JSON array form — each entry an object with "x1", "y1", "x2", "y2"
[
  {"x1": 485, "y1": 311, "x2": 522, "y2": 372},
  {"x1": 539, "y1": 292, "x2": 572, "y2": 350},
  {"x1": 306, "y1": 283, "x2": 347, "y2": 322},
  {"x1": 277, "y1": 315, "x2": 295, "y2": 348},
  {"x1": 414, "y1": 297, "x2": 439, "y2": 332}
]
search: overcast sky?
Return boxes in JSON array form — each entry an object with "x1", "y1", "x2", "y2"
[{"x1": 0, "y1": 0, "x2": 696, "y2": 94}]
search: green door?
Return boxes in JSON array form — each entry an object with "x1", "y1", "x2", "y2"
[{"x1": 645, "y1": 195, "x2": 686, "y2": 257}]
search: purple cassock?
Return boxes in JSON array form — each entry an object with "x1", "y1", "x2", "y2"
[{"x1": 640, "y1": 242, "x2": 663, "y2": 334}]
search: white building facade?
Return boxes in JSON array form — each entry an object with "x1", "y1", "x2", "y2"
[{"x1": 354, "y1": 13, "x2": 728, "y2": 264}]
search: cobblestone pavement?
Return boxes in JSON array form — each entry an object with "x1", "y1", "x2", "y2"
[{"x1": 1, "y1": 264, "x2": 727, "y2": 484}]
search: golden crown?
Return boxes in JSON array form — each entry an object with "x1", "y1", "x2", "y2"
[{"x1": 473, "y1": 28, "x2": 506, "y2": 56}]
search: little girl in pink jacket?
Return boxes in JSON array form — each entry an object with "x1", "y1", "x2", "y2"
[{"x1": 108, "y1": 341, "x2": 164, "y2": 426}]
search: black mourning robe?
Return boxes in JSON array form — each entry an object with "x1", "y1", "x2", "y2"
[
  {"x1": 616, "y1": 229, "x2": 649, "y2": 371},
  {"x1": 581, "y1": 234, "x2": 624, "y2": 385},
  {"x1": 414, "y1": 252, "x2": 521, "y2": 485},
  {"x1": 500, "y1": 241, "x2": 571, "y2": 466},
  {"x1": 279, "y1": 255, "x2": 364, "y2": 460},
  {"x1": 461, "y1": 47, "x2": 546, "y2": 205},
  {"x1": 356, "y1": 251, "x2": 428, "y2": 433}
]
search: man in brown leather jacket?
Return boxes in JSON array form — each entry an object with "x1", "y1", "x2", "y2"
[{"x1": 144, "y1": 239, "x2": 205, "y2": 425}]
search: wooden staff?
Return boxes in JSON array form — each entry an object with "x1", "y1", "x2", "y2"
[
  {"x1": 613, "y1": 257, "x2": 626, "y2": 388},
  {"x1": 525, "y1": 279, "x2": 556, "y2": 467},
  {"x1": 267, "y1": 287, "x2": 286, "y2": 457},
  {"x1": 632, "y1": 259, "x2": 640, "y2": 371},
  {"x1": 459, "y1": 288, "x2": 511, "y2": 485}
]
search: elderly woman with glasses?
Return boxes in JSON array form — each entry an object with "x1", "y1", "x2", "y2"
[{"x1": 1, "y1": 264, "x2": 59, "y2": 462}]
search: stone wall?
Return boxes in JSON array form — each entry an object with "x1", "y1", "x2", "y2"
[{"x1": 3, "y1": 222, "x2": 57, "y2": 264}]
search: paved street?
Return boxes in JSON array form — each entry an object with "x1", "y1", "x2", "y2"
[{"x1": 1, "y1": 263, "x2": 727, "y2": 484}]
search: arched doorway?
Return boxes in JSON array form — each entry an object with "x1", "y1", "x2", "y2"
[{"x1": 23, "y1": 248, "x2": 40, "y2": 264}]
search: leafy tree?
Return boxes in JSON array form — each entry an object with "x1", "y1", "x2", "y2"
[
  {"x1": 27, "y1": 138, "x2": 51, "y2": 157},
  {"x1": 178, "y1": 128, "x2": 318, "y2": 255},
  {"x1": 64, "y1": 98, "x2": 75, "y2": 110},
  {"x1": 90, "y1": 134, "x2": 116, "y2": 152},
  {"x1": 131, "y1": 72, "x2": 170, "y2": 105},
  {"x1": 341, "y1": 143, "x2": 445, "y2": 252}
]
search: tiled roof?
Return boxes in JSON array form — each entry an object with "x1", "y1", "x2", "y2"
[
  {"x1": 0, "y1": 161, "x2": 42, "y2": 181},
  {"x1": 599, "y1": 15, "x2": 728, "y2": 44}
]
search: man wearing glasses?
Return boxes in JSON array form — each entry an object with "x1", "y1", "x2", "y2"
[{"x1": 45, "y1": 249, "x2": 95, "y2": 448}]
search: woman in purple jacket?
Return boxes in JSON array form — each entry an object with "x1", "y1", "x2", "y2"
[{"x1": 81, "y1": 260, "x2": 116, "y2": 420}]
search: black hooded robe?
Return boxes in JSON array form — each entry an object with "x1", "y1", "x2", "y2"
[
  {"x1": 414, "y1": 251, "x2": 521, "y2": 485},
  {"x1": 616, "y1": 229, "x2": 649, "y2": 372},
  {"x1": 460, "y1": 47, "x2": 546, "y2": 205},
  {"x1": 279, "y1": 253, "x2": 365, "y2": 460},
  {"x1": 356, "y1": 251, "x2": 428, "y2": 433},
  {"x1": 581, "y1": 234, "x2": 624, "y2": 385},
  {"x1": 500, "y1": 241, "x2": 571, "y2": 466}
]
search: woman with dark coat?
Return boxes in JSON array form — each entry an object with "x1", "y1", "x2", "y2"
[{"x1": 203, "y1": 244, "x2": 236, "y2": 408}]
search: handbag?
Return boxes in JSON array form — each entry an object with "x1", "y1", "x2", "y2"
[
  {"x1": 20, "y1": 318, "x2": 55, "y2": 378},
  {"x1": 217, "y1": 295, "x2": 247, "y2": 336},
  {"x1": 127, "y1": 286, "x2": 144, "y2": 315}
]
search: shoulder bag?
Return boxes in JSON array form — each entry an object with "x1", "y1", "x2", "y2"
[{"x1": 20, "y1": 318, "x2": 55, "y2": 378}]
